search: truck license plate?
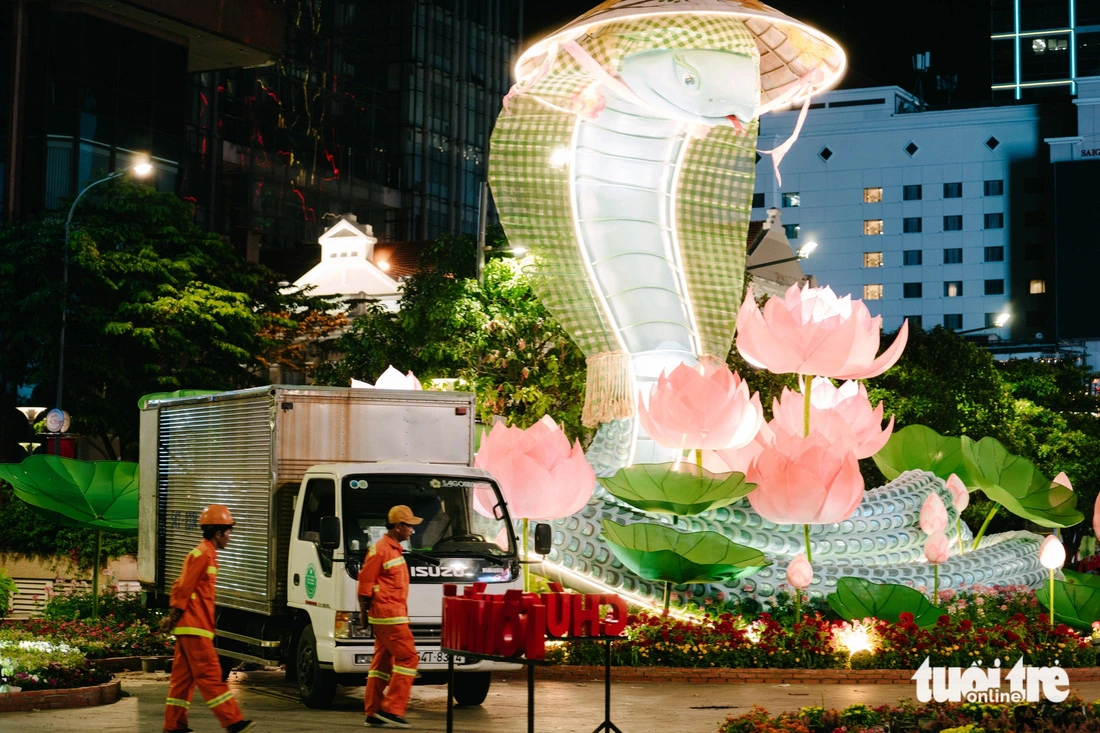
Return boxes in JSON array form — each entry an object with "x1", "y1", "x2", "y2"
[{"x1": 419, "y1": 651, "x2": 464, "y2": 664}]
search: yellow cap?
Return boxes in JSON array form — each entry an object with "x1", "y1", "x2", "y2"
[{"x1": 387, "y1": 505, "x2": 423, "y2": 525}]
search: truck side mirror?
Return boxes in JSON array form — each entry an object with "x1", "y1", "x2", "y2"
[
  {"x1": 319, "y1": 516, "x2": 341, "y2": 550},
  {"x1": 533, "y1": 523, "x2": 552, "y2": 556}
]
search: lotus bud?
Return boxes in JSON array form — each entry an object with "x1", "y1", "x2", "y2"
[
  {"x1": 919, "y1": 492, "x2": 948, "y2": 535},
  {"x1": 924, "y1": 530, "x2": 950, "y2": 564},
  {"x1": 945, "y1": 474, "x2": 969, "y2": 512},
  {"x1": 1039, "y1": 534, "x2": 1066, "y2": 570},
  {"x1": 786, "y1": 553, "x2": 813, "y2": 590}
]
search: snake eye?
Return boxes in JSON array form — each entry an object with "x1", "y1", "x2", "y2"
[{"x1": 682, "y1": 73, "x2": 697, "y2": 88}]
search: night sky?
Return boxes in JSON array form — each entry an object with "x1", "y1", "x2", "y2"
[{"x1": 524, "y1": 1, "x2": 992, "y2": 106}]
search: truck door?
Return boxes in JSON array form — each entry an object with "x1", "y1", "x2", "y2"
[{"x1": 288, "y1": 476, "x2": 338, "y2": 613}]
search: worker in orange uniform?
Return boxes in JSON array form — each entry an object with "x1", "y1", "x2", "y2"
[
  {"x1": 160, "y1": 504, "x2": 255, "y2": 733},
  {"x1": 358, "y1": 505, "x2": 423, "y2": 728}
]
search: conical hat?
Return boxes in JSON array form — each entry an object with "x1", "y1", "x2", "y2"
[{"x1": 516, "y1": 0, "x2": 846, "y2": 113}]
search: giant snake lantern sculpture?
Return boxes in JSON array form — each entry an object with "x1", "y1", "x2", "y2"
[
  {"x1": 488, "y1": 1, "x2": 1059, "y2": 608},
  {"x1": 489, "y1": 0, "x2": 845, "y2": 463}
]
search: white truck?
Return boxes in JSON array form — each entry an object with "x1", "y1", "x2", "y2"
[{"x1": 138, "y1": 385, "x2": 539, "y2": 708}]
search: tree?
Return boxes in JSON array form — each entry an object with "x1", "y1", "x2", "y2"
[
  {"x1": 312, "y1": 233, "x2": 591, "y2": 441},
  {"x1": 0, "y1": 178, "x2": 344, "y2": 461}
]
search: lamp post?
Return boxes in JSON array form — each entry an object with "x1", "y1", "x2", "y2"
[
  {"x1": 746, "y1": 241, "x2": 817, "y2": 272},
  {"x1": 955, "y1": 312, "x2": 1010, "y2": 337},
  {"x1": 55, "y1": 159, "x2": 153, "y2": 420}
]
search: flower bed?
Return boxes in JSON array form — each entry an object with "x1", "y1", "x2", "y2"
[
  {"x1": 0, "y1": 618, "x2": 174, "y2": 659},
  {"x1": 717, "y1": 696, "x2": 1100, "y2": 733},
  {"x1": 0, "y1": 639, "x2": 111, "y2": 692},
  {"x1": 546, "y1": 585, "x2": 1097, "y2": 670}
]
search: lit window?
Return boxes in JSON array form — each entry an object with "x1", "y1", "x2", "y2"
[
  {"x1": 1030, "y1": 279, "x2": 1046, "y2": 294},
  {"x1": 1033, "y1": 38, "x2": 1047, "y2": 53},
  {"x1": 863, "y1": 187, "x2": 883, "y2": 203},
  {"x1": 863, "y1": 284, "x2": 883, "y2": 300},
  {"x1": 864, "y1": 252, "x2": 883, "y2": 268},
  {"x1": 782, "y1": 192, "x2": 801, "y2": 207},
  {"x1": 783, "y1": 223, "x2": 800, "y2": 239},
  {"x1": 864, "y1": 220, "x2": 884, "y2": 235},
  {"x1": 944, "y1": 281, "x2": 963, "y2": 297}
]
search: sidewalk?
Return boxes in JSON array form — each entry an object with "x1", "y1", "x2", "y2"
[{"x1": 3, "y1": 669, "x2": 1100, "y2": 732}]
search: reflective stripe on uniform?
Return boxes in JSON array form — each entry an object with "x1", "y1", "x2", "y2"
[
  {"x1": 172, "y1": 626, "x2": 215, "y2": 639},
  {"x1": 368, "y1": 545, "x2": 377, "y2": 557},
  {"x1": 367, "y1": 670, "x2": 391, "y2": 681},
  {"x1": 206, "y1": 566, "x2": 217, "y2": 574},
  {"x1": 393, "y1": 665, "x2": 417, "y2": 677},
  {"x1": 368, "y1": 615, "x2": 410, "y2": 625},
  {"x1": 166, "y1": 697, "x2": 191, "y2": 709},
  {"x1": 206, "y1": 690, "x2": 234, "y2": 708},
  {"x1": 191, "y1": 549, "x2": 202, "y2": 558},
  {"x1": 382, "y1": 556, "x2": 406, "y2": 569}
]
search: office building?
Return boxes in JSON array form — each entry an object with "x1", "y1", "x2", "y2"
[{"x1": 991, "y1": 0, "x2": 1100, "y2": 99}]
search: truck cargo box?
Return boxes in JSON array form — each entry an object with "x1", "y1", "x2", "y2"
[{"x1": 138, "y1": 385, "x2": 476, "y2": 615}]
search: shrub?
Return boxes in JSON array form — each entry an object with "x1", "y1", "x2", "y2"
[
  {"x1": 41, "y1": 584, "x2": 160, "y2": 626},
  {"x1": 0, "y1": 568, "x2": 16, "y2": 617},
  {"x1": 1, "y1": 618, "x2": 174, "y2": 658},
  {"x1": 849, "y1": 649, "x2": 875, "y2": 669}
]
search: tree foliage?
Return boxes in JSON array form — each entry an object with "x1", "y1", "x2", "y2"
[
  {"x1": 312, "y1": 233, "x2": 590, "y2": 441},
  {"x1": 0, "y1": 178, "x2": 344, "y2": 460}
]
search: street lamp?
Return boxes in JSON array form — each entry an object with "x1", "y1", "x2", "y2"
[
  {"x1": 746, "y1": 241, "x2": 817, "y2": 271},
  {"x1": 955, "y1": 311, "x2": 1010, "y2": 336},
  {"x1": 54, "y1": 157, "x2": 154, "y2": 426}
]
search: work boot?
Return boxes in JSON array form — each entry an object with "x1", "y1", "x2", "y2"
[
  {"x1": 226, "y1": 721, "x2": 256, "y2": 733},
  {"x1": 373, "y1": 711, "x2": 410, "y2": 728}
]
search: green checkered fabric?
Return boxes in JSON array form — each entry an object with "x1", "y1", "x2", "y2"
[{"x1": 489, "y1": 14, "x2": 759, "y2": 361}]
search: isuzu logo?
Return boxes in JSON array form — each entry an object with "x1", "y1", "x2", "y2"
[{"x1": 410, "y1": 565, "x2": 476, "y2": 578}]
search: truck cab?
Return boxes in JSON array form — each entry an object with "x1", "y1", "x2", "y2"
[{"x1": 288, "y1": 462, "x2": 522, "y2": 707}]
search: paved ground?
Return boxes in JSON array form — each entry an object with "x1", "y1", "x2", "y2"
[{"x1": 5, "y1": 670, "x2": 1100, "y2": 732}]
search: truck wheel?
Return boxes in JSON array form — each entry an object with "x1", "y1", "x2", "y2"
[
  {"x1": 452, "y1": 671, "x2": 491, "y2": 706},
  {"x1": 296, "y1": 626, "x2": 337, "y2": 708}
]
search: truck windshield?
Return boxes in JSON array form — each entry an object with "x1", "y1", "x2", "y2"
[{"x1": 341, "y1": 473, "x2": 514, "y2": 557}]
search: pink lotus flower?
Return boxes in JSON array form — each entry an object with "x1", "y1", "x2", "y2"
[
  {"x1": 770, "y1": 379, "x2": 893, "y2": 459},
  {"x1": 746, "y1": 430, "x2": 863, "y2": 525},
  {"x1": 637, "y1": 362, "x2": 764, "y2": 451},
  {"x1": 735, "y1": 284, "x2": 909, "y2": 380},
  {"x1": 704, "y1": 421, "x2": 773, "y2": 475},
  {"x1": 1094, "y1": 491, "x2": 1100, "y2": 539},
  {"x1": 924, "y1": 530, "x2": 950, "y2": 564},
  {"x1": 920, "y1": 492, "x2": 948, "y2": 535},
  {"x1": 1039, "y1": 534, "x2": 1066, "y2": 570},
  {"x1": 945, "y1": 473, "x2": 969, "y2": 512},
  {"x1": 786, "y1": 553, "x2": 814, "y2": 589},
  {"x1": 1053, "y1": 471, "x2": 1072, "y2": 491},
  {"x1": 352, "y1": 366, "x2": 423, "y2": 390},
  {"x1": 473, "y1": 415, "x2": 595, "y2": 520}
]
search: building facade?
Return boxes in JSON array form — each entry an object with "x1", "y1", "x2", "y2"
[{"x1": 991, "y1": 0, "x2": 1100, "y2": 100}]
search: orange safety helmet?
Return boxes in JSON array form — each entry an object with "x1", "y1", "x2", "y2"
[{"x1": 199, "y1": 504, "x2": 234, "y2": 526}]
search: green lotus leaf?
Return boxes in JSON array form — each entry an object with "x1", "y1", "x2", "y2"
[
  {"x1": 1038, "y1": 573, "x2": 1100, "y2": 632},
  {"x1": 137, "y1": 390, "x2": 221, "y2": 410},
  {"x1": 1062, "y1": 568, "x2": 1100, "y2": 589},
  {"x1": 961, "y1": 436, "x2": 1083, "y2": 529},
  {"x1": 0, "y1": 455, "x2": 139, "y2": 534},
  {"x1": 826, "y1": 577, "x2": 945, "y2": 628},
  {"x1": 600, "y1": 520, "x2": 769, "y2": 585},
  {"x1": 872, "y1": 425, "x2": 975, "y2": 485},
  {"x1": 597, "y1": 462, "x2": 754, "y2": 516}
]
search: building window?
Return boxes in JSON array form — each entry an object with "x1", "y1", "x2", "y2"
[
  {"x1": 944, "y1": 182, "x2": 963, "y2": 198},
  {"x1": 903, "y1": 282, "x2": 923, "y2": 298},
  {"x1": 944, "y1": 248, "x2": 963, "y2": 264},
  {"x1": 906, "y1": 315, "x2": 923, "y2": 329},
  {"x1": 864, "y1": 219, "x2": 884, "y2": 235},
  {"x1": 984, "y1": 246, "x2": 1005, "y2": 262},
  {"x1": 944, "y1": 281, "x2": 963, "y2": 297},
  {"x1": 863, "y1": 284, "x2": 883, "y2": 300},
  {"x1": 944, "y1": 215, "x2": 963, "y2": 231},
  {"x1": 783, "y1": 223, "x2": 800, "y2": 239},
  {"x1": 1030, "y1": 279, "x2": 1046, "y2": 294},
  {"x1": 985, "y1": 279, "x2": 1005, "y2": 295},
  {"x1": 984, "y1": 213, "x2": 1004, "y2": 229},
  {"x1": 904, "y1": 142, "x2": 920, "y2": 157},
  {"x1": 903, "y1": 250, "x2": 923, "y2": 266},
  {"x1": 864, "y1": 252, "x2": 883, "y2": 268},
  {"x1": 903, "y1": 217, "x2": 923, "y2": 233},
  {"x1": 818, "y1": 147, "x2": 833, "y2": 161},
  {"x1": 783, "y1": 192, "x2": 801, "y2": 207},
  {"x1": 944, "y1": 314, "x2": 963, "y2": 330},
  {"x1": 984, "y1": 180, "x2": 1004, "y2": 196},
  {"x1": 903, "y1": 184, "x2": 922, "y2": 201},
  {"x1": 863, "y1": 187, "x2": 883, "y2": 203},
  {"x1": 752, "y1": 192, "x2": 765, "y2": 208},
  {"x1": 1024, "y1": 211, "x2": 1045, "y2": 227}
]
